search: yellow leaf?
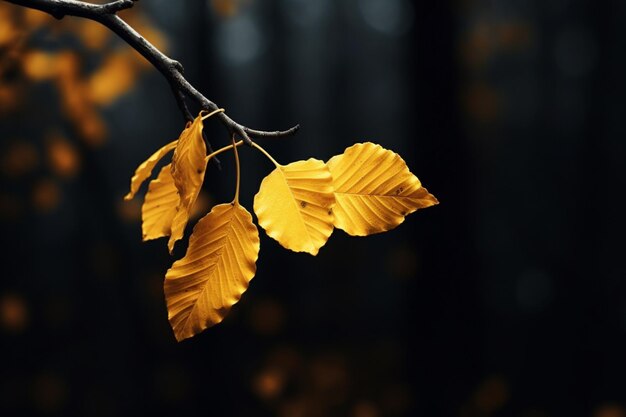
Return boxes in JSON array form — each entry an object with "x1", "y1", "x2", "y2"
[
  {"x1": 327, "y1": 142, "x2": 438, "y2": 236},
  {"x1": 164, "y1": 202, "x2": 260, "y2": 341},
  {"x1": 142, "y1": 164, "x2": 178, "y2": 241},
  {"x1": 168, "y1": 114, "x2": 207, "y2": 253},
  {"x1": 124, "y1": 140, "x2": 177, "y2": 200},
  {"x1": 253, "y1": 159, "x2": 335, "y2": 255}
]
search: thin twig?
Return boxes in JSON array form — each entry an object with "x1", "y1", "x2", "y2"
[
  {"x1": 4, "y1": 0, "x2": 299, "y2": 147},
  {"x1": 171, "y1": 85, "x2": 193, "y2": 123}
]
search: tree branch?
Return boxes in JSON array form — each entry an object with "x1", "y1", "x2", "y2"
[{"x1": 4, "y1": 0, "x2": 299, "y2": 146}]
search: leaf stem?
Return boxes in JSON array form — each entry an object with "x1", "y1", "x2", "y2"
[
  {"x1": 250, "y1": 142, "x2": 281, "y2": 168},
  {"x1": 205, "y1": 140, "x2": 243, "y2": 163},
  {"x1": 232, "y1": 136, "x2": 241, "y2": 203},
  {"x1": 201, "y1": 108, "x2": 225, "y2": 121}
]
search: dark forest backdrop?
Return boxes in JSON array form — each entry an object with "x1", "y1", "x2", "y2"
[{"x1": 1, "y1": 0, "x2": 625, "y2": 416}]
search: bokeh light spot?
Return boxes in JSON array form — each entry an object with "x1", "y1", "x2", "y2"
[
  {"x1": 352, "y1": 401, "x2": 379, "y2": 417},
  {"x1": 73, "y1": 19, "x2": 110, "y2": 50},
  {"x1": 46, "y1": 133, "x2": 81, "y2": 178},
  {"x1": 0, "y1": 293, "x2": 29, "y2": 332},
  {"x1": 280, "y1": 399, "x2": 307, "y2": 417},
  {"x1": 22, "y1": 7, "x2": 49, "y2": 26},
  {"x1": 216, "y1": 15, "x2": 264, "y2": 65},
  {"x1": 32, "y1": 179, "x2": 61, "y2": 212},
  {"x1": 253, "y1": 368, "x2": 285, "y2": 400},
  {"x1": 594, "y1": 404, "x2": 626, "y2": 417},
  {"x1": 87, "y1": 50, "x2": 138, "y2": 106},
  {"x1": 117, "y1": 198, "x2": 142, "y2": 223},
  {"x1": 22, "y1": 51, "x2": 59, "y2": 81},
  {"x1": 211, "y1": 0, "x2": 240, "y2": 18},
  {"x1": 498, "y1": 22, "x2": 532, "y2": 50},
  {"x1": 0, "y1": 84, "x2": 21, "y2": 114}
]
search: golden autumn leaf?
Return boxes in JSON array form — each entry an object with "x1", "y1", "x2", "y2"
[
  {"x1": 327, "y1": 142, "x2": 438, "y2": 236},
  {"x1": 124, "y1": 140, "x2": 177, "y2": 200},
  {"x1": 142, "y1": 163, "x2": 178, "y2": 241},
  {"x1": 164, "y1": 202, "x2": 260, "y2": 341},
  {"x1": 253, "y1": 158, "x2": 335, "y2": 256},
  {"x1": 168, "y1": 114, "x2": 207, "y2": 253}
]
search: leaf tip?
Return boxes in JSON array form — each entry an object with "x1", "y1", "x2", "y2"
[
  {"x1": 167, "y1": 238, "x2": 176, "y2": 254},
  {"x1": 422, "y1": 188, "x2": 439, "y2": 206},
  {"x1": 173, "y1": 331, "x2": 190, "y2": 343}
]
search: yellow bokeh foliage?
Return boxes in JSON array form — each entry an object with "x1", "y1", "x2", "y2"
[
  {"x1": 0, "y1": 2, "x2": 167, "y2": 145},
  {"x1": 0, "y1": 2, "x2": 167, "y2": 216}
]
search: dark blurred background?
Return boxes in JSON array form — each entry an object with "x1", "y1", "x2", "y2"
[{"x1": 1, "y1": 0, "x2": 625, "y2": 416}]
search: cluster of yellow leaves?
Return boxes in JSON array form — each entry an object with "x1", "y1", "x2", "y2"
[
  {"x1": 126, "y1": 113, "x2": 438, "y2": 341},
  {"x1": 124, "y1": 114, "x2": 208, "y2": 252},
  {"x1": 253, "y1": 142, "x2": 438, "y2": 255}
]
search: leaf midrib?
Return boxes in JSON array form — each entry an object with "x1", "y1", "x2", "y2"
[
  {"x1": 277, "y1": 167, "x2": 315, "y2": 248},
  {"x1": 180, "y1": 205, "x2": 237, "y2": 335},
  {"x1": 334, "y1": 191, "x2": 421, "y2": 199}
]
